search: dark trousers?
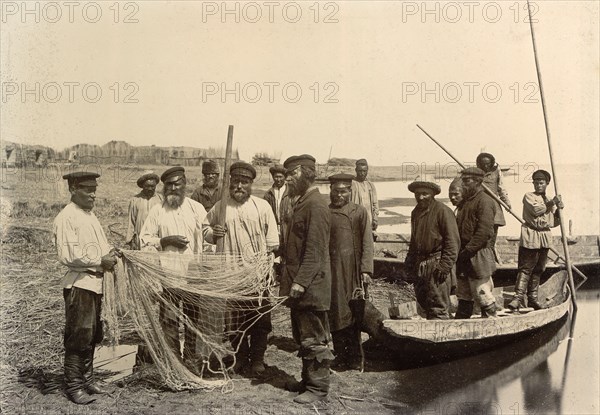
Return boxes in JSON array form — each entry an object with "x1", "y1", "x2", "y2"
[
  {"x1": 415, "y1": 273, "x2": 451, "y2": 319},
  {"x1": 159, "y1": 289, "x2": 203, "y2": 360},
  {"x1": 518, "y1": 247, "x2": 549, "y2": 278},
  {"x1": 227, "y1": 298, "x2": 273, "y2": 362},
  {"x1": 63, "y1": 287, "x2": 103, "y2": 392},
  {"x1": 331, "y1": 326, "x2": 360, "y2": 363},
  {"x1": 64, "y1": 288, "x2": 103, "y2": 353},
  {"x1": 290, "y1": 309, "x2": 334, "y2": 396}
]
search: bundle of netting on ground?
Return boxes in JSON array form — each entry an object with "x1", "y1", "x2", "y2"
[{"x1": 102, "y1": 250, "x2": 287, "y2": 392}]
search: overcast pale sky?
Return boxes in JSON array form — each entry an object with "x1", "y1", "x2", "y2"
[{"x1": 1, "y1": 1, "x2": 598, "y2": 167}]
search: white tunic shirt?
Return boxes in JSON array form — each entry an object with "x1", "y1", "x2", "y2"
[{"x1": 53, "y1": 202, "x2": 112, "y2": 294}]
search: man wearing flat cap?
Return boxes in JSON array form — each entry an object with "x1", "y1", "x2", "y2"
[
  {"x1": 125, "y1": 172, "x2": 162, "y2": 250},
  {"x1": 405, "y1": 181, "x2": 460, "y2": 319},
  {"x1": 53, "y1": 172, "x2": 118, "y2": 404},
  {"x1": 191, "y1": 159, "x2": 222, "y2": 212},
  {"x1": 327, "y1": 173, "x2": 374, "y2": 369},
  {"x1": 203, "y1": 161, "x2": 279, "y2": 377},
  {"x1": 351, "y1": 159, "x2": 379, "y2": 234},
  {"x1": 140, "y1": 166, "x2": 208, "y2": 366},
  {"x1": 508, "y1": 169, "x2": 563, "y2": 311},
  {"x1": 263, "y1": 164, "x2": 291, "y2": 235},
  {"x1": 281, "y1": 154, "x2": 334, "y2": 404},
  {"x1": 455, "y1": 167, "x2": 498, "y2": 319}
]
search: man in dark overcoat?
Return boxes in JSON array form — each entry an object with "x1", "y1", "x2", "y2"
[{"x1": 280, "y1": 154, "x2": 334, "y2": 404}]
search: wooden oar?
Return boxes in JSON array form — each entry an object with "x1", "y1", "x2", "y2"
[
  {"x1": 525, "y1": 0, "x2": 577, "y2": 311},
  {"x1": 216, "y1": 125, "x2": 234, "y2": 252},
  {"x1": 416, "y1": 124, "x2": 588, "y2": 292}
]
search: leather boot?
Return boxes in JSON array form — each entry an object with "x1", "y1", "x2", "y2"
[
  {"x1": 65, "y1": 352, "x2": 95, "y2": 405},
  {"x1": 507, "y1": 272, "x2": 530, "y2": 311},
  {"x1": 454, "y1": 300, "x2": 474, "y2": 319},
  {"x1": 480, "y1": 303, "x2": 498, "y2": 318},
  {"x1": 293, "y1": 359, "x2": 330, "y2": 404},
  {"x1": 248, "y1": 330, "x2": 269, "y2": 377},
  {"x1": 231, "y1": 335, "x2": 250, "y2": 374},
  {"x1": 285, "y1": 358, "x2": 307, "y2": 393},
  {"x1": 83, "y1": 349, "x2": 109, "y2": 395},
  {"x1": 527, "y1": 274, "x2": 543, "y2": 310}
]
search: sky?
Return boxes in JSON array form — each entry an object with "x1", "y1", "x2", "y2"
[{"x1": 1, "y1": 1, "x2": 598, "y2": 168}]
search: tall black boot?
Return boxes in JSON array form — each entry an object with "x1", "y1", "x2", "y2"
[
  {"x1": 230, "y1": 334, "x2": 250, "y2": 374},
  {"x1": 64, "y1": 352, "x2": 95, "y2": 405},
  {"x1": 527, "y1": 274, "x2": 544, "y2": 310},
  {"x1": 248, "y1": 329, "x2": 269, "y2": 377},
  {"x1": 454, "y1": 300, "x2": 474, "y2": 319},
  {"x1": 294, "y1": 359, "x2": 330, "y2": 404},
  {"x1": 83, "y1": 349, "x2": 109, "y2": 395},
  {"x1": 508, "y1": 272, "x2": 530, "y2": 310},
  {"x1": 285, "y1": 358, "x2": 307, "y2": 393}
]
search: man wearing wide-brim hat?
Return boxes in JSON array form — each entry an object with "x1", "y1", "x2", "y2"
[
  {"x1": 455, "y1": 167, "x2": 498, "y2": 319},
  {"x1": 125, "y1": 172, "x2": 163, "y2": 250},
  {"x1": 405, "y1": 181, "x2": 460, "y2": 319},
  {"x1": 508, "y1": 169, "x2": 563, "y2": 311},
  {"x1": 53, "y1": 172, "x2": 118, "y2": 404}
]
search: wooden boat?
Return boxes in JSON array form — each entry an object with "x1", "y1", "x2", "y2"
[
  {"x1": 373, "y1": 233, "x2": 600, "y2": 283},
  {"x1": 379, "y1": 271, "x2": 572, "y2": 361}
]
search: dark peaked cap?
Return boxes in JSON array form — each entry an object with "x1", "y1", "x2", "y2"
[
  {"x1": 532, "y1": 169, "x2": 551, "y2": 183},
  {"x1": 461, "y1": 167, "x2": 485, "y2": 178},
  {"x1": 161, "y1": 166, "x2": 185, "y2": 183},
  {"x1": 137, "y1": 172, "x2": 160, "y2": 188},
  {"x1": 62, "y1": 172, "x2": 100, "y2": 186},
  {"x1": 408, "y1": 181, "x2": 441, "y2": 195},
  {"x1": 230, "y1": 161, "x2": 256, "y2": 179},
  {"x1": 328, "y1": 173, "x2": 354, "y2": 185},
  {"x1": 283, "y1": 154, "x2": 316, "y2": 170}
]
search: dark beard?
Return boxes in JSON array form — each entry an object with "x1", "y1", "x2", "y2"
[
  {"x1": 230, "y1": 190, "x2": 251, "y2": 203},
  {"x1": 288, "y1": 176, "x2": 310, "y2": 197}
]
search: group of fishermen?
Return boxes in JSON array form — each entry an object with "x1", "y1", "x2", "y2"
[{"x1": 52, "y1": 151, "x2": 563, "y2": 405}]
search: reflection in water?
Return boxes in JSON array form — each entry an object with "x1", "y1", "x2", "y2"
[{"x1": 384, "y1": 289, "x2": 599, "y2": 414}]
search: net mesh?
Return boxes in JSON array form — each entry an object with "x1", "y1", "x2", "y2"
[{"x1": 101, "y1": 249, "x2": 286, "y2": 391}]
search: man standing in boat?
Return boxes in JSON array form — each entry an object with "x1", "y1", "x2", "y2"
[
  {"x1": 351, "y1": 159, "x2": 379, "y2": 235},
  {"x1": 405, "y1": 181, "x2": 460, "y2": 319},
  {"x1": 455, "y1": 167, "x2": 498, "y2": 319},
  {"x1": 508, "y1": 170, "x2": 563, "y2": 311}
]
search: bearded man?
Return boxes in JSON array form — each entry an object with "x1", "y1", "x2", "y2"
[
  {"x1": 455, "y1": 167, "x2": 498, "y2": 319},
  {"x1": 203, "y1": 161, "x2": 279, "y2": 377},
  {"x1": 191, "y1": 159, "x2": 222, "y2": 211},
  {"x1": 351, "y1": 159, "x2": 379, "y2": 233},
  {"x1": 405, "y1": 181, "x2": 460, "y2": 320},
  {"x1": 125, "y1": 172, "x2": 162, "y2": 250},
  {"x1": 281, "y1": 154, "x2": 334, "y2": 405},
  {"x1": 140, "y1": 166, "x2": 207, "y2": 364},
  {"x1": 327, "y1": 173, "x2": 373, "y2": 370}
]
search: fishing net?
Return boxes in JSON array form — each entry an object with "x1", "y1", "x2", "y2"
[{"x1": 101, "y1": 249, "x2": 286, "y2": 391}]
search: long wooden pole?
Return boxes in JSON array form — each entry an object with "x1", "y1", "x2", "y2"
[
  {"x1": 526, "y1": 0, "x2": 577, "y2": 310},
  {"x1": 416, "y1": 124, "x2": 588, "y2": 289},
  {"x1": 216, "y1": 125, "x2": 234, "y2": 252}
]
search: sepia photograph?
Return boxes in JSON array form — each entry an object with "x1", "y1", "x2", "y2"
[{"x1": 1, "y1": 1, "x2": 598, "y2": 413}]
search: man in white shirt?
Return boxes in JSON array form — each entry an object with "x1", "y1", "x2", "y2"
[
  {"x1": 204, "y1": 161, "x2": 279, "y2": 377},
  {"x1": 140, "y1": 166, "x2": 208, "y2": 366},
  {"x1": 351, "y1": 159, "x2": 379, "y2": 233},
  {"x1": 54, "y1": 172, "x2": 118, "y2": 404}
]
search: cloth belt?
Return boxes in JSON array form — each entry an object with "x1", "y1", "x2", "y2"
[
  {"x1": 524, "y1": 223, "x2": 551, "y2": 232},
  {"x1": 416, "y1": 251, "x2": 441, "y2": 278},
  {"x1": 83, "y1": 270, "x2": 105, "y2": 278}
]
